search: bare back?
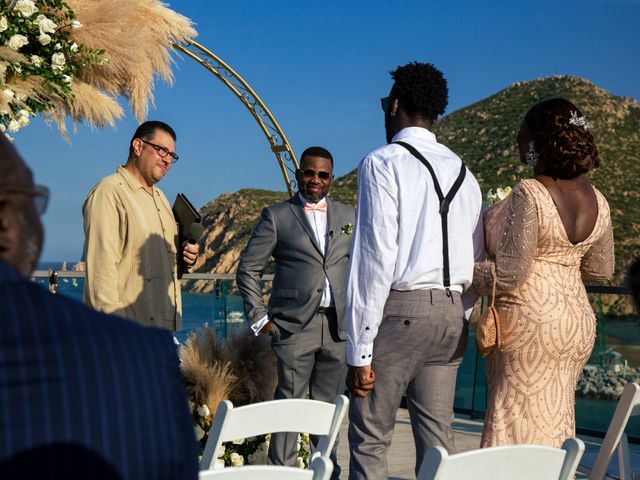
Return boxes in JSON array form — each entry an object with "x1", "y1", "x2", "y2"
[{"x1": 534, "y1": 174, "x2": 598, "y2": 244}]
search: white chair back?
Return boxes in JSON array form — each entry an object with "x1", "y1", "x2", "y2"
[
  {"x1": 417, "y1": 437, "x2": 584, "y2": 480},
  {"x1": 582, "y1": 382, "x2": 640, "y2": 480},
  {"x1": 198, "y1": 456, "x2": 332, "y2": 480},
  {"x1": 200, "y1": 395, "x2": 348, "y2": 471}
]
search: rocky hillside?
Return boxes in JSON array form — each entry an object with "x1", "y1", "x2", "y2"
[{"x1": 192, "y1": 76, "x2": 639, "y2": 288}]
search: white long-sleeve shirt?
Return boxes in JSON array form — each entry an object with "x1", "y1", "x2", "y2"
[{"x1": 345, "y1": 127, "x2": 485, "y2": 366}]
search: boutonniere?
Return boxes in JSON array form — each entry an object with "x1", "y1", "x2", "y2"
[
  {"x1": 340, "y1": 223, "x2": 354, "y2": 235},
  {"x1": 486, "y1": 186, "x2": 512, "y2": 207}
]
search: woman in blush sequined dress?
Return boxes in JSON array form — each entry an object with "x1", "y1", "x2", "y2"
[{"x1": 473, "y1": 98, "x2": 615, "y2": 448}]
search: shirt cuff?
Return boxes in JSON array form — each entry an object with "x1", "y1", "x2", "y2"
[
  {"x1": 250, "y1": 315, "x2": 270, "y2": 336},
  {"x1": 346, "y1": 343, "x2": 374, "y2": 366}
]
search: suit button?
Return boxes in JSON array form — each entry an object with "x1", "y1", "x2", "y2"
[
  {"x1": 317, "y1": 289, "x2": 323, "y2": 293},
  {"x1": 404, "y1": 320, "x2": 410, "y2": 325}
]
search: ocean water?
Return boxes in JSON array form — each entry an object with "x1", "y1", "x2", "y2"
[
  {"x1": 33, "y1": 262, "x2": 636, "y2": 438},
  {"x1": 34, "y1": 261, "x2": 247, "y2": 344}
]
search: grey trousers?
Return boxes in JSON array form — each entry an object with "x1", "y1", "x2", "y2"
[
  {"x1": 348, "y1": 289, "x2": 468, "y2": 480},
  {"x1": 268, "y1": 310, "x2": 346, "y2": 479}
]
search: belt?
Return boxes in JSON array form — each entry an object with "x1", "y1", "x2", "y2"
[{"x1": 317, "y1": 306, "x2": 336, "y2": 315}]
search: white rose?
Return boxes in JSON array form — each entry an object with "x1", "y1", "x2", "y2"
[
  {"x1": 3, "y1": 88, "x2": 15, "y2": 99},
  {"x1": 0, "y1": 16, "x2": 8, "y2": 32},
  {"x1": 0, "y1": 124, "x2": 6, "y2": 132},
  {"x1": 14, "y1": 0, "x2": 38, "y2": 18},
  {"x1": 30, "y1": 55, "x2": 43, "y2": 67},
  {"x1": 54, "y1": 43, "x2": 62, "y2": 51},
  {"x1": 51, "y1": 52, "x2": 66, "y2": 73},
  {"x1": 232, "y1": 438, "x2": 245, "y2": 445},
  {"x1": 35, "y1": 14, "x2": 56, "y2": 34},
  {"x1": 7, "y1": 34, "x2": 29, "y2": 51},
  {"x1": 216, "y1": 445, "x2": 225, "y2": 458},
  {"x1": 194, "y1": 425, "x2": 205, "y2": 441},
  {"x1": 230, "y1": 452, "x2": 244, "y2": 467},
  {"x1": 17, "y1": 115, "x2": 29, "y2": 128},
  {"x1": 71, "y1": 19, "x2": 83, "y2": 29},
  {"x1": 62, "y1": 74, "x2": 72, "y2": 85},
  {"x1": 70, "y1": 42, "x2": 79, "y2": 53},
  {"x1": 19, "y1": 109, "x2": 29, "y2": 118},
  {"x1": 296, "y1": 457, "x2": 305, "y2": 468},
  {"x1": 196, "y1": 404, "x2": 210, "y2": 418},
  {"x1": 8, "y1": 119, "x2": 20, "y2": 132},
  {"x1": 38, "y1": 33, "x2": 51, "y2": 46}
]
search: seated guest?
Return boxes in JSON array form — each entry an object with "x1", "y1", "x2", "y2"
[{"x1": 0, "y1": 134, "x2": 198, "y2": 479}]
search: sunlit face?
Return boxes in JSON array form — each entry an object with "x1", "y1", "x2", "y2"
[
  {"x1": 131, "y1": 129, "x2": 176, "y2": 187},
  {"x1": 295, "y1": 155, "x2": 333, "y2": 203}
]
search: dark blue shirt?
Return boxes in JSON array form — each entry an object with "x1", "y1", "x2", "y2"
[{"x1": 0, "y1": 260, "x2": 198, "y2": 479}]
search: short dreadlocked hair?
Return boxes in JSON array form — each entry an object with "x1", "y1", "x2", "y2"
[{"x1": 389, "y1": 62, "x2": 448, "y2": 120}]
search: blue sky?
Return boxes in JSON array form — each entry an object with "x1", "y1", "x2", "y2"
[{"x1": 13, "y1": 0, "x2": 640, "y2": 261}]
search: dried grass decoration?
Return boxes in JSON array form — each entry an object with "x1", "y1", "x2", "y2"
[
  {"x1": 0, "y1": 0, "x2": 196, "y2": 140},
  {"x1": 180, "y1": 324, "x2": 278, "y2": 463}
]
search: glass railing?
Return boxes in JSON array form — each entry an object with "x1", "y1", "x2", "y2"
[{"x1": 30, "y1": 270, "x2": 638, "y2": 439}]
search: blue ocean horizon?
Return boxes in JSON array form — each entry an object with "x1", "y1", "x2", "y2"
[
  {"x1": 33, "y1": 261, "x2": 247, "y2": 345},
  {"x1": 32, "y1": 263, "x2": 637, "y2": 438}
]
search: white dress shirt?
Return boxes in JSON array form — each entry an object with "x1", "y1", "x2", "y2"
[
  {"x1": 251, "y1": 194, "x2": 332, "y2": 335},
  {"x1": 344, "y1": 127, "x2": 485, "y2": 366}
]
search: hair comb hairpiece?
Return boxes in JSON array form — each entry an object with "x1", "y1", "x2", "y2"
[{"x1": 569, "y1": 111, "x2": 593, "y2": 131}]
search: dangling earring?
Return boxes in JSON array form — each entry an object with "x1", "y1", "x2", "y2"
[{"x1": 525, "y1": 141, "x2": 538, "y2": 167}]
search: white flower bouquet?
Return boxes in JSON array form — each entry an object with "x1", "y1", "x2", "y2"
[{"x1": 0, "y1": 0, "x2": 105, "y2": 139}]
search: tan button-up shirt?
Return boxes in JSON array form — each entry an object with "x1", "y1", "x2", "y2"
[{"x1": 82, "y1": 166, "x2": 182, "y2": 330}]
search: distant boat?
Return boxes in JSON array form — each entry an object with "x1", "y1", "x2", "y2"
[{"x1": 227, "y1": 311, "x2": 244, "y2": 323}]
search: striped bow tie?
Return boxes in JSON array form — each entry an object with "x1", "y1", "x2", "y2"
[{"x1": 304, "y1": 202, "x2": 327, "y2": 213}]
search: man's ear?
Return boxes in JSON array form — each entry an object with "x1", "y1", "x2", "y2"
[
  {"x1": 0, "y1": 201, "x2": 15, "y2": 255},
  {"x1": 391, "y1": 98, "x2": 400, "y2": 117}
]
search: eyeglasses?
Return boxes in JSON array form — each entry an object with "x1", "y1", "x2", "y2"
[
  {"x1": 139, "y1": 139, "x2": 179, "y2": 163},
  {"x1": 380, "y1": 96, "x2": 391, "y2": 112},
  {"x1": 299, "y1": 169, "x2": 332, "y2": 180},
  {"x1": 0, "y1": 184, "x2": 50, "y2": 215}
]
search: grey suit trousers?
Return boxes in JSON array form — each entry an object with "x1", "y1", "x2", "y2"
[
  {"x1": 268, "y1": 310, "x2": 347, "y2": 478},
  {"x1": 348, "y1": 289, "x2": 468, "y2": 480}
]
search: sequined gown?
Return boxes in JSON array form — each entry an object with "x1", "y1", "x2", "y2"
[{"x1": 473, "y1": 179, "x2": 615, "y2": 448}]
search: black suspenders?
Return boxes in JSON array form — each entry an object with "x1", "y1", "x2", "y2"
[{"x1": 393, "y1": 141, "x2": 467, "y2": 292}]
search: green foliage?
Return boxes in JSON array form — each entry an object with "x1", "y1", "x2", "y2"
[{"x1": 0, "y1": 0, "x2": 106, "y2": 137}]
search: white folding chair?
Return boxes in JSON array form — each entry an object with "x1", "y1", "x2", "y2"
[
  {"x1": 578, "y1": 382, "x2": 640, "y2": 480},
  {"x1": 199, "y1": 395, "x2": 348, "y2": 471},
  {"x1": 417, "y1": 437, "x2": 585, "y2": 480},
  {"x1": 198, "y1": 456, "x2": 332, "y2": 480}
]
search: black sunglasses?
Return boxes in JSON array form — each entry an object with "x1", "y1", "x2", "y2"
[
  {"x1": 139, "y1": 139, "x2": 179, "y2": 163},
  {"x1": 380, "y1": 96, "x2": 391, "y2": 112},
  {"x1": 299, "y1": 169, "x2": 332, "y2": 180},
  {"x1": 0, "y1": 184, "x2": 50, "y2": 215}
]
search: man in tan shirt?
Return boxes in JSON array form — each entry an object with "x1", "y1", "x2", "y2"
[{"x1": 82, "y1": 121, "x2": 199, "y2": 330}]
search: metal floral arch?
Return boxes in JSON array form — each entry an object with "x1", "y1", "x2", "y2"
[{"x1": 173, "y1": 40, "x2": 299, "y2": 196}]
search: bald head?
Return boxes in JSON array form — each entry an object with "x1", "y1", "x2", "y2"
[{"x1": 0, "y1": 135, "x2": 44, "y2": 275}]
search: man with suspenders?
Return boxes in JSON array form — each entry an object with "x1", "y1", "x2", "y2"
[{"x1": 344, "y1": 62, "x2": 485, "y2": 479}]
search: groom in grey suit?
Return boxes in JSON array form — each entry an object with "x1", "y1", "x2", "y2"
[{"x1": 236, "y1": 146, "x2": 354, "y2": 477}]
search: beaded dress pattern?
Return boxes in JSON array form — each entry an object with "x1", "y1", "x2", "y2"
[{"x1": 473, "y1": 178, "x2": 614, "y2": 448}]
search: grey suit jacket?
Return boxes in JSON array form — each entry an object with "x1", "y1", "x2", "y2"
[{"x1": 236, "y1": 195, "x2": 355, "y2": 339}]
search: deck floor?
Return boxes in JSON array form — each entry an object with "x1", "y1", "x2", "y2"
[
  {"x1": 335, "y1": 409, "x2": 619, "y2": 479},
  {"x1": 336, "y1": 408, "x2": 482, "y2": 479}
]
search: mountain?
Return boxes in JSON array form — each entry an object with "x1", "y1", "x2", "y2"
[{"x1": 191, "y1": 75, "x2": 639, "y2": 291}]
